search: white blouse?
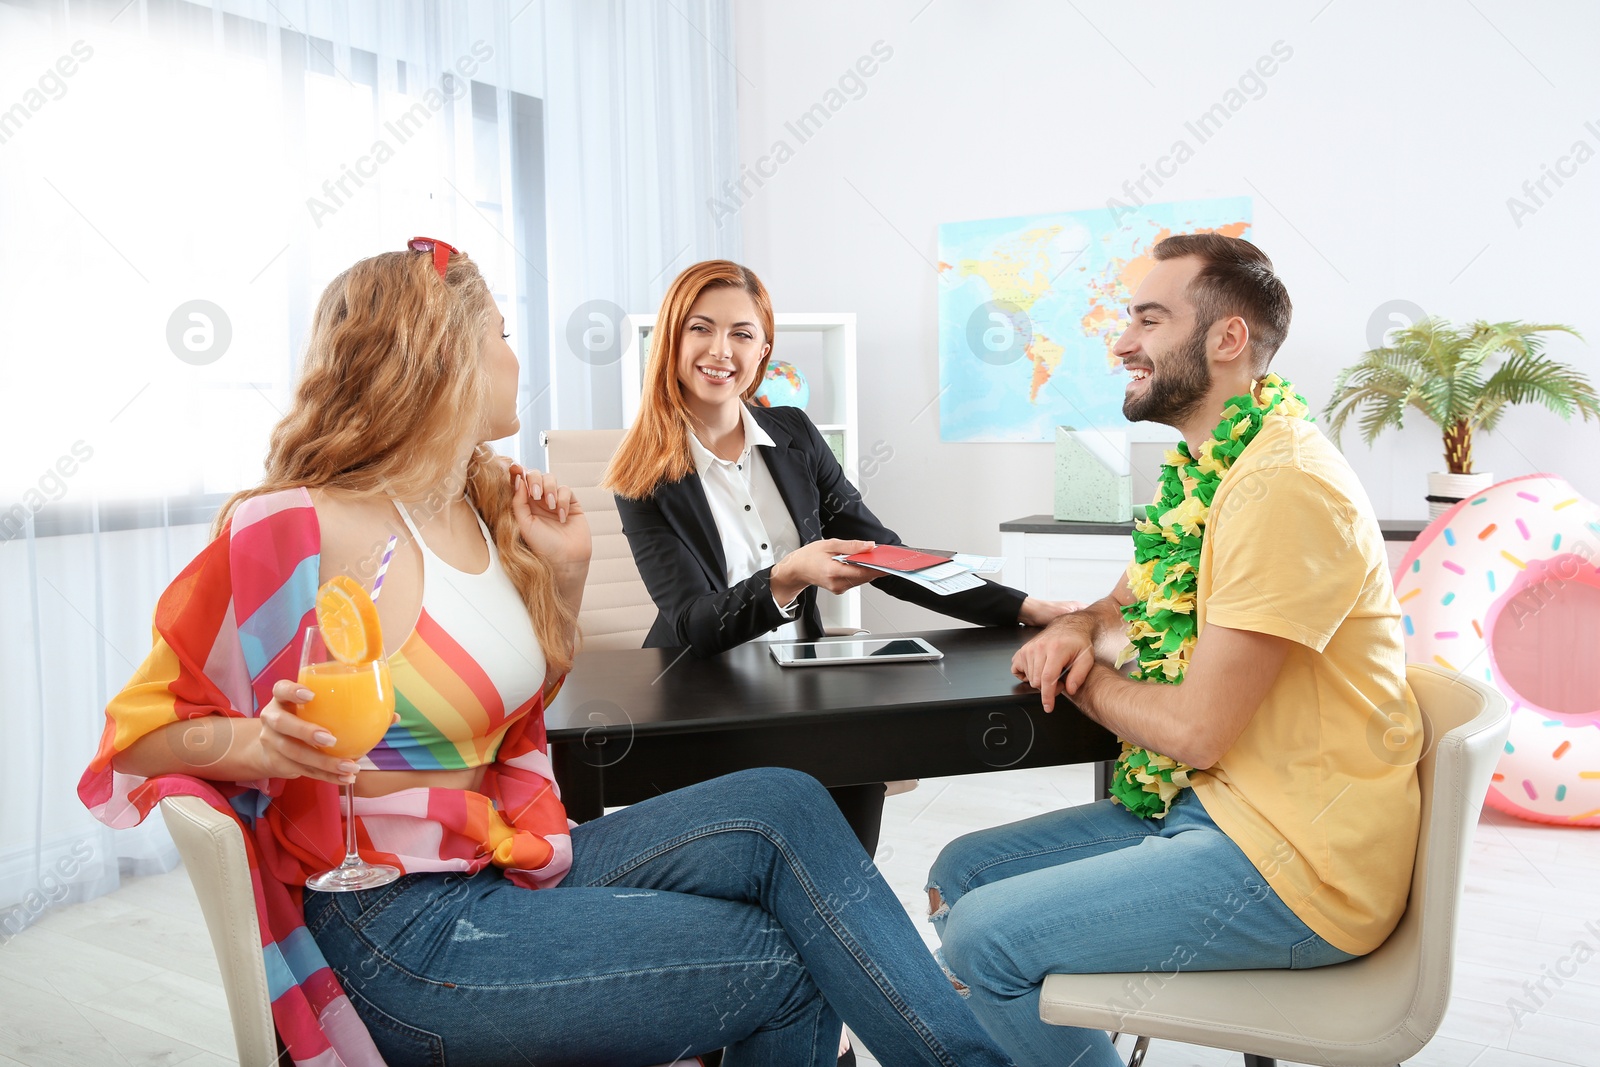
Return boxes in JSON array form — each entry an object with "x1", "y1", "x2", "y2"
[{"x1": 686, "y1": 405, "x2": 805, "y2": 642}]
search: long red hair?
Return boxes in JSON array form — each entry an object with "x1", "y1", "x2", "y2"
[
  {"x1": 603, "y1": 260, "x2": 775, "y2": 499},
  {"x1": 215, "y1": 248, "x2": 577, "y2": 675}
]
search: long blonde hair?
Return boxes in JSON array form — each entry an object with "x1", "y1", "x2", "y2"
[
  {"x1": 602, "y1": 260, "x2": 775, "y2": 499},
  {"x1": 216, "y1": 248, "x2": 577, "y2": 675}
]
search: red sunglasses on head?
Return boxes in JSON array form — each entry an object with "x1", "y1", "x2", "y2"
[{"x1": 407, "y1": 236, "x2": 460, "y2": 279}]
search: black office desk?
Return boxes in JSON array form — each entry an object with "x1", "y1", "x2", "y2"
[{"x1": 545, "y1": 627, "x2": 1120, "y2": 845}]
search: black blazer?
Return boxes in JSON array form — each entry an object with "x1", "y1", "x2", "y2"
[{"x1": 614, "y1": 405, "x2": 1027, "y2": 657}]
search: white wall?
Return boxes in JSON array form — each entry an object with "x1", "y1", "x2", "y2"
[{"x1": 731, "y1": 0, "x2": 1600, "y2": 632}]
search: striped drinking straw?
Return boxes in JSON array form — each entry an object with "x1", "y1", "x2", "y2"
[{"x1": 370, "y1": 534, "x2": 398, "y2": 601}]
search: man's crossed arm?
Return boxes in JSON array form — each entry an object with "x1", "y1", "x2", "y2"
[{"x1": 1011, "y1": 574, "x2": 1290, "y2": 770}]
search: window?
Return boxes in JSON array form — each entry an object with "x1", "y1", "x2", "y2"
[{"x1": 0, "y1": 0, "x2": 549, "y2": 524}]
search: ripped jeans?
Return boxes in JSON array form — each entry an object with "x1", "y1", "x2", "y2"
[
  {"x1": 925, "y1": 791, "x2": 1357, "y2": 1067},
  {"x1": 303, "y1": 768, "x2": 1014, "y2": 1067}
]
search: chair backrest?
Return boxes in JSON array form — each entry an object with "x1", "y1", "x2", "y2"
[
  {"x1": 1353, "y1": 664, "x2": 1510, "y2": 1048},
  {"x1": 159, "y1": 795, "x2": 279, "y2": 1067},
  {"x1": 542, "y1": 429, "x2": 655, "y2": 651}
]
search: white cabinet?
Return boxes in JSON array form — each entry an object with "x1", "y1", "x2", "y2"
[
  {"x1": 1000, "y1": 521, "x2": 1132, "y2": 604},
  {"x1": 620, "y1": 312, "x2": 862, "y2": 630},
  {"x1": 999, "y1": 515, "x2": 1426, "y2": 603}
]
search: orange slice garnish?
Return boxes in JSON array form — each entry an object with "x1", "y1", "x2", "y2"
[{"x1": 314, "y1": 575, "x2": 383, "y2": 664}]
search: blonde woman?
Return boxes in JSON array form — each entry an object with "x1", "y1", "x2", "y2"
[{"x1": 80, "y1": 241, "x2": 1016, "y2": 1067}]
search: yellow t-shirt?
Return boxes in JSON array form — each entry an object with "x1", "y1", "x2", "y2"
[{"x1": 1188, "y1": 415, "x2": 1421, "y2": 956}]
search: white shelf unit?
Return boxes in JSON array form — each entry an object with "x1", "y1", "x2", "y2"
[{"x1": 620, "y1": 312, "x2": 862, "y2": 631}]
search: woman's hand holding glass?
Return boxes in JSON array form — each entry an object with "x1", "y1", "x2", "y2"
[{"x1": 255, "y1": 679, "x2": 384, "y2": 786}]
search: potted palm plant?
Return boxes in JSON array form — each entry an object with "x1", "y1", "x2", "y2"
[{"x1": 1324, "y1": 318, "x2": 1598, "y2": 517}]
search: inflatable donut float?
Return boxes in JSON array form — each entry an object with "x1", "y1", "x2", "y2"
[{"x1": 1395, "y1": 474, "x2": 1600, "y2": 826}]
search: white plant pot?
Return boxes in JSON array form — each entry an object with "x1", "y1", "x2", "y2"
[{"x1": 1427, "y1": 471, "x2": 1494, "y2": 519}]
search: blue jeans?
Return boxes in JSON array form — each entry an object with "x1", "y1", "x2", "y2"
[
  {"x1": 304, "y1": 767, "x2": 1014, "y2": 1067},
  {"x1": 926, "y1": 791, "x2": 1357, "y2": 1067}
]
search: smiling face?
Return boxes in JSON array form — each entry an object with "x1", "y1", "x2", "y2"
[
  {"x1": 675, "y1": 285, "x2": 770, "y2": 421},
  {"x1": 1112, "y1": 256, "x2": 1214, "y2": 428},
  {"x1": 481, "y1": 307, "x2": 520, "y2": 441}
]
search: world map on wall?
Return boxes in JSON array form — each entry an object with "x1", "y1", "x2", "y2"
[{"x1": 937, "y1": 197, "x2": 1252, "y2": 442}]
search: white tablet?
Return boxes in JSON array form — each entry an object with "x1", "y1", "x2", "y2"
[{"x1": 769, "y1": 637, "x2": 944, "y2": 667}]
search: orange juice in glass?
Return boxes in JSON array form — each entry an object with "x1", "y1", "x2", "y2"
[
  {"x1": 298, "y1": 655, "x2": 395, "y2": 760},
  {"x1": 299, "y1": 575, "x2": 402, "y2": 892}
]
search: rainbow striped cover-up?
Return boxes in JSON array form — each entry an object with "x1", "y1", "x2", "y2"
[{"x1": 78, "y1": 488, "x2": 572, "y2": 1065}]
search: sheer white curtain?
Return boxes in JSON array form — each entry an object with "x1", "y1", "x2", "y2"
[
  {"x1": 543, "y1": 0, "x2": 743, "y2": 428},
  {"x1": 0, "y1": 0, "x2": 739, "y2": 937}
]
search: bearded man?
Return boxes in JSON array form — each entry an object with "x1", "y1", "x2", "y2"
[{"x1": 927, "y1": 235, "x2": 1419, "y2": 1067}]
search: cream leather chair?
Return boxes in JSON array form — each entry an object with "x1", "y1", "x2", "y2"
[
  {"x1": 162, "y1": 793, "x2": 703, "y2": 1066},
  {"x1": 161, "y1": 795, "x2": 281, "y2": 1067},
  {"x1": 541, "y1": 429, "x2": 658, "y2": 651},
  {"x1": 1038, "y1": 665, "x2": 1509, "y2": 1067}
]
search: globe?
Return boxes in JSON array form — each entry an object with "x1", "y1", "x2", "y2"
[{"x1": 751, "y1": 360, "x2": 809, "y2": 409}]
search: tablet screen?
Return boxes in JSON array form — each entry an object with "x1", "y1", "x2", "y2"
[{"x1": 781, "y1": 639, "x2": 932, "y2": 661}]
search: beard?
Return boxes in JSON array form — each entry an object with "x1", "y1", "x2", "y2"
[{"x1": 1122, "y1": 321, "x2": 1213, "y2": 427}]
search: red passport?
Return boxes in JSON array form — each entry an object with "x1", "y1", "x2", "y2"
[{"x1": 841, "y1": 546, "x2": 952, "y2": 573}]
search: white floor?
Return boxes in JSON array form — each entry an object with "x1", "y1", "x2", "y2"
[{"x1": 2, "y1": 765, "x2": 1596, "y2": 1067}]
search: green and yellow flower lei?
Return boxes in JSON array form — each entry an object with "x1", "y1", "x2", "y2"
[{"x1": 1109, "y1": 373, "x2": 1313, "y2": 819}]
